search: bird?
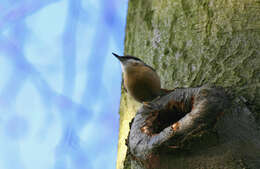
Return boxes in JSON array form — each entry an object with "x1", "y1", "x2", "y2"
[{"x1": 113, "y1": 52, "x2": 168, "y2": 105}]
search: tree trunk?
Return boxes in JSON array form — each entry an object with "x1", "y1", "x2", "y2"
[{"x1": 117, "y1": 0, "x2": 260, "y2": 169}]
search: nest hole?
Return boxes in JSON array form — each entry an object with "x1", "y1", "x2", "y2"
[{"x1": 152, "y1": 106, "x2": 190, "y2": 134}]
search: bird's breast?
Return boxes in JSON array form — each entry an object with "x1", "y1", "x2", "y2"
[{"x1": 123, "y1": 66, "x2": 161, "y2": 102}]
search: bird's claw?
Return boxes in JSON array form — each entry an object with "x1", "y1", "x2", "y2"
[{"x1": 142, "y1": 101, "x2": 161, "y2": 110}]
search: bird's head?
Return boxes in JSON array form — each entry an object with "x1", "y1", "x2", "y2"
[{"x1": 112, "y1": 52, "x2": 145, "y2": 72}]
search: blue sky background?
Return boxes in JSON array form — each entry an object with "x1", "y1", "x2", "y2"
[{"x1": 0, "y1": 0, "x2": 127, "y2": 169}]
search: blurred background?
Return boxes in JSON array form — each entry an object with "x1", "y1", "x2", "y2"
[{"x1": 0, "y1": 0, "x2": 128, "y2": 169}]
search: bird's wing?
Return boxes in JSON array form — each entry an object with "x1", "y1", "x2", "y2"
[
  {"x1": 144, "y1": 63, "x2": 156, "y2": 72},
  {"x1": 122, "y1": 78, "x2": 128, "y2": 93}
]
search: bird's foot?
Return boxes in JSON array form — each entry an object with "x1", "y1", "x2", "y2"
[
  {"x1": 142, "y1": 101, "x2": 161, "y2": 110},
  {"x1": 153, "y1": 95, "x2": 161, "y2": 102},
  {"x1": 142, "y1": 101, "x2": 154, "y2": 109}
]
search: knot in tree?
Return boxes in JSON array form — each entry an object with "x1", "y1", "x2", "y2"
[{"x1": 125, "y1": 86, "x2": 260, "y2": 169}]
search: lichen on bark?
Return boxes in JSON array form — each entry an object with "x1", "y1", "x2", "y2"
[{"x1": 117, "y1": 0, "x2": 260, "y2": 169}]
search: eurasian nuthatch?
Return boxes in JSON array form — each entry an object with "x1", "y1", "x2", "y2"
[{"x1": 113, "y1": 53, "x2": 165, "y2": 103}]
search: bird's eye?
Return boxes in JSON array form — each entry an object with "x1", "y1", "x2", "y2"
[
  {"x1": 131, "y1": 60, "x2": 141, "y2": 66},
  {"x1": 133, "y1": 62, "x2": 139, "y2": 66}
]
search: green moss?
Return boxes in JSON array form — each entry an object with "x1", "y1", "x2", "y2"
[{"x1": 144, "y1": 10, "x2": 154, "y2": 30}]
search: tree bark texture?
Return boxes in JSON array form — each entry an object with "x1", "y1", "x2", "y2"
[
  {"x1": 117, "y1": 0, "x2": 260, "y2": 169},
  {"x1": 125, "y1": 86, "x2": 260, "y2": 169}
]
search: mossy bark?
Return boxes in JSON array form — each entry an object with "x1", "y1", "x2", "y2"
[{"x1": 117, "y1": 0, "x2": 260, "y2": 169}]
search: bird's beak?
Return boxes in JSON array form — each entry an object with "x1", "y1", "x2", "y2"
[{"x1": 112, "y1": 52, "x2": 123, "y2": 61}]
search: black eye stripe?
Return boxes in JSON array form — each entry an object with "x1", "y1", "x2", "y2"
[
  {"x1": 123, "y1": 56, "x2": 142, "y2": 61},
  {"x1": 122, "y1": 55, "x2": 156, "y2": 71}
]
